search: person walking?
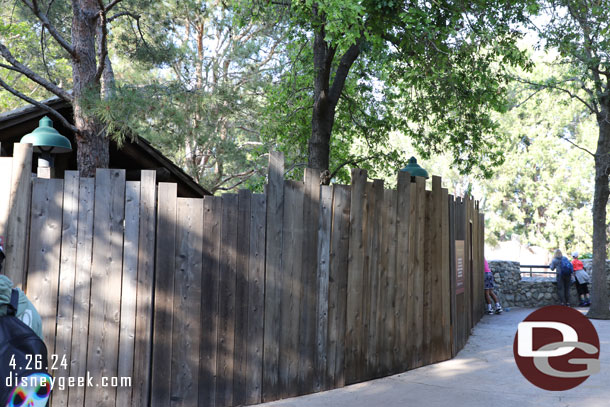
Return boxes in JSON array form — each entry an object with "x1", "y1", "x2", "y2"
[
  {"x1": 549, "y1": 249, "x2": 573, "y2": 306},
  {"x1": 571, "y1": 252, "x2": 591, "y2": 307},
  {"x1": 484, "y1": 259, "x2": 503, "y2": 314}
]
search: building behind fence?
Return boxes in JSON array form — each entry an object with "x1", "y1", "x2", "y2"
[{"x1": 0, "y1": 145, "x2": 485, "y2": 407}]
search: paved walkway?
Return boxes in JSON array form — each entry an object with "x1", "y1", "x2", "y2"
[{"x1": 258, "y1": 308, "x2": 610, "y2": 407}]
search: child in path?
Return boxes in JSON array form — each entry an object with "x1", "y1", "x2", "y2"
[
  {"x1": 484, "y1": 259, "x2": 503, "y2": 314},
  {"x1": 571, "y1": 252, "x2": 591, "y2": 307}
]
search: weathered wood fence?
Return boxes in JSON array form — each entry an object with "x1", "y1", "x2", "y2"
[{"x1": 0, "y1": 146, "x2": 484, "y2": 407}]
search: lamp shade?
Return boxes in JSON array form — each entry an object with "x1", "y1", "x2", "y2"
[
  {"x1": 20, "y1": 116, "x2": 72, "y2": 153},
  {"x1": 400, "y1": 156, "x2": 429, "y2": 179}
]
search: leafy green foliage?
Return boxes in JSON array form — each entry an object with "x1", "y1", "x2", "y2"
[
  {"x1": 89, "y1": 0, "x2": 286, "y2": 193},
  {"x1": 92, "y1": 83, "x2": 270, "y2": 192},
  {"x1": 0, "y1": 0, "x2": 72, "y2": 109},
  {"x1": 406, "y1": 51, "x2": 597, "y2": 255},
  {"x1": 251, "y1": 0, "x2": 538, "y2": 179}
]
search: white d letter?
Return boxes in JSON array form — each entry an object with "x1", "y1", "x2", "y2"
[{"x1": 518, "y1": 322, "x2": 577, "y2": 357}]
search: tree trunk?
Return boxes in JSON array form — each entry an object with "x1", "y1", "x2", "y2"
[
  {"x1": 308, "y1": 16, "x2": 334, "y2": 173},
  {"x1": 309, "y1": 97, "x2": 335, "y2": 172},
  {"x1": 72, "y1": 0, "x2": 109, "y2": 177},
  {"x1": 97, "y1": 18, "x2": 115, "y2": 100},
  {"x1": 307, "y1": 7, "x2": 361, "y2": 173},
  {"x1": 587, "y1": 114, "x2": 610, "y2": 319}
]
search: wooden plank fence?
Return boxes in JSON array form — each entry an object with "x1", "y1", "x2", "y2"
[{"x1": 0, "y1": 145, "x2": 485, "y2": 406}]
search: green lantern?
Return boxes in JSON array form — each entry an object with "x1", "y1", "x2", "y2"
[
  {"x1": 400, "y1": 156, "x2": 429, "y2": 179},
  {"x1": 20, "y1": 116, "x2": 72, "y2": 177},
  {"x1": 20, "y1": 116, "x2": 72, "y2": 153}
]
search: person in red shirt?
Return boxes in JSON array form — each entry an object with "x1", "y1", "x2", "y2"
[{"x1": 571, "y1": 252, "x2": 590, "y2": 306}]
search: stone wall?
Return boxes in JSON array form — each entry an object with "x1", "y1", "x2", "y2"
[{"x1": 488, "y1": 260, "x2": 610, "y2": 307}]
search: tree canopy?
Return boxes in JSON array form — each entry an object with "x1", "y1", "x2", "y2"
[
  {"x1": 243, "y1": 0, "x2": 537, "y2": 181},
  {"x1": 519, "y1": 0, "x2": 610, "y2": 319}
]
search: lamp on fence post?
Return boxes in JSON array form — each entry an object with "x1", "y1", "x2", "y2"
[
  {"x1": 20, "y1": 116, "x2": 72, "y2": 179},
  {"x1": 399, "y1": 156, "x2": 429, "y2": 181}
]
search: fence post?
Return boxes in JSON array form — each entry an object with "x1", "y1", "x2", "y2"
[
  {"x1": 5, "y1": 143, "x2": 33, "y2": 288},
  {"x1": 345, "y1": 168, "x2": 367, "y2": 384},
  {"x1": 262, "y1": 151, "x2": 284, "y2": 401}
]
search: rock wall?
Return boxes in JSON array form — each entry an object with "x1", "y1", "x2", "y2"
[{"x1": 488, "y1": 260, "x2": 610, "y2": 307}]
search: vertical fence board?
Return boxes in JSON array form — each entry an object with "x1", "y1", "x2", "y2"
[
  {"x1": 199, "y1": 196, "x2": 222, "y2": 407},
  {"x1": 395, "y1": 172, "x2": 410, "y2": 371},
  {"x1": 263, "y1": 152, "x2": 284, "y2": 401},
  {"x1": 360, "y1": 179, "x2": 371, "y2": 381},
  {"x1": 53, "y1": 172, "x2": 79, "y2": 407},
  {"x1": 471, "y1": 204, "x2": 479, "y2": 324},
  {"x1": 151, "y1": 183, "x2": 178, "y2": 407},
  {"x1": 478, "y1": 213, "x2": 485, "y2": 320},
  {"x1": 365, "y1": 180, "x2": 382, "y2": 378},
  {"x1": 0, "y1": 157, "x2": 13, "y2": 246},
  {"x1": 171, "y1": 198, "x2": 203, "y2": 407},
  {"x1": 246, "y1": 194, "x2": 266, "y2": 405},
  {"x1": 315, "y1": 185, "x2": 332, "y2": 391},
  {"x1": 422, "y1": 190, "x2": 433, "y2": 366},
  {"x1": 441, "y1": 188, "x2": 451, "y2": 360},
  {"x1": 430, "y1": 177, "x2": 444, "y2": 363},
  {"x1": 68, "y1": 177, "x2": 94, "y2": 407},
  {"x1": 478, "y1": 209, "x2": 483, "y2": 320},
  {"x1": 117, "y1": 181, "x2": 140, "y2": 407},
  {"x1": 465, "y1": 197, "x2": 472, "y2": 334},
  {"x1": 6, "y1": 143, "x2": 33, "y2": 288},
  {"x1": 298, "y1": 169, "x2": 320, "y2": 394},
  {"x1": 85, "y1": 169, "x2": 126, "y2": 407},
  {"x1": 233, "y1": 190, "x2": 252, "y2": 406},
  {"x1": 327, "y1": 185, "x2": 350, "y2": 388},
  {"x1": 412, "y1": 177, "x2": 426, "y2": 368},
  {"x1": 132, "y1": 171, "x2": 157, "y2": 407},
  {"x1": 470, "y1": 202, "x2": 477, "y2": 325},
  {"x1": 376, "y1": 188, "x2": 390, "y2": 377},
  {"x1": 448, "y1": 196, "x2": 457, "y2": 358},
  {"x1": 278, "y1": 180, "x2": 304, "y2": 398},
  {"x1": 26, "y1": 178, "x2": 63, "y2": 356},
  {"x1": 345, "y1": 169, "x2": 367, "y2": 384},
  {"x1": 360, "y1": 182, "x2": 374, "y2": 381},
  {"x1": 377, "y1": 188, "x2": 390, "y2": 377},
  {"x1": 216, "y1": 194, "x2": 238, "y2": 407},
  {"x1": 382, "y1": 189, "x2": 397, "y2": 374},
  {"x1": 454, "y1": 198, "x2": 466, "y2": 352}
]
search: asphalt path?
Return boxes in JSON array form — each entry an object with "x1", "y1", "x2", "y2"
[{"x1": 257, "y1": 307, "x2": 610, "y2": 407}]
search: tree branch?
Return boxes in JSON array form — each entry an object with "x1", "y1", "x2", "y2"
[
  {"x1": 512, "y1": 75, "x2": 599, "y2": 114},
  {"x1": 0, "y1": 63, "x2": 20, "y2": 73},
  {"x1": 512, "y1": 87, "x2": 545, "y2": 109},
  {"x1": 104, "y1": 0, "x2": 124, "y2": 12},
  {"x1": 40, "y1": 26, "x2": 54, "y2": 84},
  {"x1": 0, "y1": 42, "x2": 72, "y2": 102},
  {"x1": 21, "y1": 0, "x2": 76, "y2": 58},
  {"x1": 107, "y1": 10, "x2": 139, "y2": 23},
  {"x1": 329, "y1": 153, "x2": 381, "y2": 180},
  {"x1": 213, "y1": 168, "x2": 262, "y2": 192},
  {"x1": 0, "y1": 76, "x2": 78, "y2": 133},
  {"x1": 283, "y1": 162, "x2": 307, "y2": 176},
  {"x1": 328, "y1": 38, "x2": 362, "y2": 107},
  {"x1": 559, "y1": 135, "x2": 595, "y2": 157},
  {"x1": 95, "y1": 0, "x2": 109, "y2": 82},
  {"x1": 39, "y1": 0, "x2": 57, "y2": 83},
  {"x1": 565, "y1": 2, "x2": 606, "y2": 97}
]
